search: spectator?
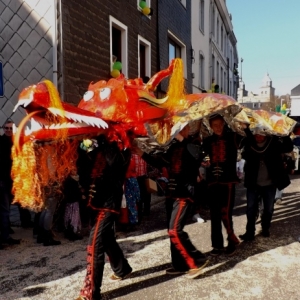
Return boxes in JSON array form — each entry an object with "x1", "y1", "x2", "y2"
[
  {"x1": 36, "y1": 146, "x2": 62, "y2": 246},
  {"x1": 132, "y1": 154, "x2": 152, "y2": 218},
  {"x1": 63, "y1": 172, "x2": 83, "y2": 241},
  {"x1": 239, "y1": 133, "x2": 293, "y2": 240},
  {"x1": 36, "y1": 183, "x2": 62, "y2": 246},
  {"x1": 0, "y1": 120, "x2": 21, "y2": 248},
  {"x1": 122, "y1": 154, "x2": 140, "y2": 229}
]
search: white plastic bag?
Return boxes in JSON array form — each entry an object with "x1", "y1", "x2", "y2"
[{"x1": 121, "y1": 194, "x2": 127, "y2": 208}]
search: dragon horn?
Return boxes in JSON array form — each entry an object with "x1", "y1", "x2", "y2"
[{"x1": 145, "y1": 59, "x2": 176, "y2": 91}]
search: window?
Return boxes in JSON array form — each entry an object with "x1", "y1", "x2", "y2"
[
  {"x1": 211, "y1": 54, "x2": 215, "y2": 84},
  {"x1": 110, "y1": 16, "x2": 128, "y2": 77},
  {"x1": 217, "y1": 18, "x2": 219, "y2": 44},
  {"x1": 221, "y1": 26, "x2": 224, "y2": 51},
  {"x1": 199, "y1": 0, "x2": 204, "y2": 32},
  {"x1": 221, "y1": 66, "x2": 223, "y2": 92},
  {"x1": 138, "y1": 35, "x2": 151, "y2": 79},
  {"x1": 169, "y1": 40, "x2": 181, "y2": 60},
  {"x1": 216, "y1": 61, "x2": 219, "y2": 86},
  {"x1": 199, "y1": 52, "x2": 205, "y2": 89},
  {"x1": 168, "y1": 31, "x2": 187, "y2": 77},
  {"x1": 224, "y1": 71, "x2": 226, "y2": 94},
  {"x1": 223, "y1": 33, "x2": 226, "y2": 56},
  {"x1": 211, "y1": 6, "x2": 215, "y2": 37}
]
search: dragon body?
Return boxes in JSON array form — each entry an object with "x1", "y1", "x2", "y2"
[{"x1": 11, "y1": 59, "x2": 241, "y2": 210}]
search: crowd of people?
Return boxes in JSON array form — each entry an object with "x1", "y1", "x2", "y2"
[{"x1": 0, "y1": 115, "x2": 296, "y2": 300}]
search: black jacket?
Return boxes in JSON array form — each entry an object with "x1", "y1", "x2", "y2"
[
  {"x1": 242, "y1": 134, "x2": 293, "y2": 191},
  {"x1": 142, "y1": 138, "x2": 202, "y2": 198},
  {"x1": 202, "y1": 129, "x2": 244, "y2": 185},
  {"x1": 86, "y1": 136, "x2": 131, "y2": 211},
  {"x1": 0, "y1": 134, "x2": 13, "y2": 183}
]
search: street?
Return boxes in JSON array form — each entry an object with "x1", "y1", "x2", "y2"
[{"x1": 1, "y1": 175, "x2": 300, "y2": 300}]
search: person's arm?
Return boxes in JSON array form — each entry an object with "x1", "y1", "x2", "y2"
[{"x1": 279, "y1": 135, "x2": 294, "y2": 154}]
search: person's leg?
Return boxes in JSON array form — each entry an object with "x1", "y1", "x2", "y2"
[
  {"x1": 209, "y1": 185, "x2": 224, "y2": 250},
  {"x1": 137, "y1": 176, "x2": 151, "y2": 217},
  {"x1": 39, "y1": 194, "x2": 60, "y2": 246},
  {"x1": 79, "y1": 210, "x2": 131, "y2": 300},
  {"x1": 220, "y1": 184, "x2": 239, "y2": 254},
  {"x1": 124, "y1": 178, "x2": 139, "y2": 225},
  {"x1": 168, "y1": 198, "x2": 207, "y2": 271},
  {"x1": 243, "y1": 187, "x2": 260, "y2": 238},
  {"x1": 18, "y1": 205, "x2": 33, "y2": 228},
  {"x1": 104, "y1": 212, "x2": 132, "y2": 277},
  {"x1": 0, "y1": 182, "x2": 11, "y2": 242},
  {"x1": 260, "y1": 185, "x2": 276, "y2": 236}
]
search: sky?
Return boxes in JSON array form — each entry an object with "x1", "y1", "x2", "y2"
[{"x1": 226, "y1": 0, "x2": 300, "y2": 96}]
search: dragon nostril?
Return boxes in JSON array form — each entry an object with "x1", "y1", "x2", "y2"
[{"x1": 95, "y1": 111, "x2": 102, "y2": 118}]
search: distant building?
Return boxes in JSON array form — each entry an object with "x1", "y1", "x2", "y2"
[
  {"x1": 290, "y1": 83, "x2": 300, "y2": 117},
  {"x1": 237, "y1": 73, "x2": 275, "y2": 109},
  {"x1": 191, "y1": 0, "x2": 239, "y2": 98}
]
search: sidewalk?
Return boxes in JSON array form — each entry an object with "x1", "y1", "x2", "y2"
[{"x1": 2, "y1": 177, "x2": 300, "y2": 300}]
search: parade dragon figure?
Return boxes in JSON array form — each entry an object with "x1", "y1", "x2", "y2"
[{"x1": 11, "y1": 58, "x2": 294, "y2": 211}]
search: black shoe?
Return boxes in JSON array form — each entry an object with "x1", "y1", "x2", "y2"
[
  {"x1": 3, "y1": 237, "x2": 21, "y2": 245},
  {"x1": 43, "y1": 230, "x2": 61, "y2": 246},
  {"x1": 36, "y1": 227, "x2": 45, "y2": 243},
  {"x1": 43, "y1": 237, "x2": 61, "y2": 246},
  {"x1": 261, "y1": 230, "x2": 270, "y2": 237},
  {"x1": 225, "y1": 245, "x2": 236, "y2": 256},
  {"x1": 9, "y1": 227, "x2": 15, "y2": 234},
  {"x1": 210, "y1": 248, "x2": 225, "y2": 256},
  {"x1": 65, "y1": 229, "x2": 83, "y2": 241},
  {"x1": 239, "y1": 233, "x2": 255, "y2": 241}
]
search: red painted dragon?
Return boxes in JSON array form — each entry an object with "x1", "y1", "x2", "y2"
[{"x1": 11, "y1": 58, "x2": 242, "y2": 210}]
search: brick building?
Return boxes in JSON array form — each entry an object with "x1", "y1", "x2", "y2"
[{"x1": 0, "y1": 0, "x2": 159, "y2": 125}]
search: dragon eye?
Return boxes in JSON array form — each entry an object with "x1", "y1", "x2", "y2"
[
  {"x1": 100, "y1": 88, "x2": 111, "y2": 100},
  {"x1": 83, "y1": 91, "x2": 94, "y2": 101}
]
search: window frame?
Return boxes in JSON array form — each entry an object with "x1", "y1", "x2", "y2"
[
  {"x1": 109, "y1": 16, "x2": 128, "y2": 78},
  {"x1": 138, "y1": 35, "x2": 151, "y2": 79},
  {"x1": 199, "y1": 51, "x2": 205, "y2": 89},
  {"x1": 168, "y1": 30, "x2": 187, "y2": 78},
  {"x1": 199, "y1": 0, "x2": 205, "y2": 33}
]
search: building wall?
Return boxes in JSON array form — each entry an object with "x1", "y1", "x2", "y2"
[
  {"x1": 60, "y1": 0, "x2": 158, "y2": 105},
  {"x1": 191, "y1": 0, "x2": 238, "y2": 97},
  {"x1": 0, "y1": 0, "x2": 55, "y2": 126},
  {"x1": 157, "y1": 0, "x2": 192, "y2": 93},
  {"x1": 191, "y1": 0, "x2": 211, "y2": 93}
]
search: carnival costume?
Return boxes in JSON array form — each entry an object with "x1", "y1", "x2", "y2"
[{"x1": 79, "y1": 135, "x2": 132, "y2": 300}]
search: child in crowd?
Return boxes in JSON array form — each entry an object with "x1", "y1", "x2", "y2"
[{"x1": 63, "y1": 172, "x2": 83, "y2": 241}]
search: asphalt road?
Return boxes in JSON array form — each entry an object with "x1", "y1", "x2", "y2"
[{"x1": 1, "y1": 175, "x2": 300, "y2": 300}]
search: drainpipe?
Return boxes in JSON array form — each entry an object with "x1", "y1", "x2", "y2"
[
  {"x1": 52, "y1": 0, "x2": 58, "y2": 87},
  {"x1": 53, "y1": 0, "x2": 65, "y2": 100}
]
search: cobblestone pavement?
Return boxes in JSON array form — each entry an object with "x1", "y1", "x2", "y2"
[{"x1": 1, "y1": 176, "x2": 300, "y2": 300}]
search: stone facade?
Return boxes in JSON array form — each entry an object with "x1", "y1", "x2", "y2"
[{"x1": 0, "y1": 0, "x2": 55, "y2": 127}]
